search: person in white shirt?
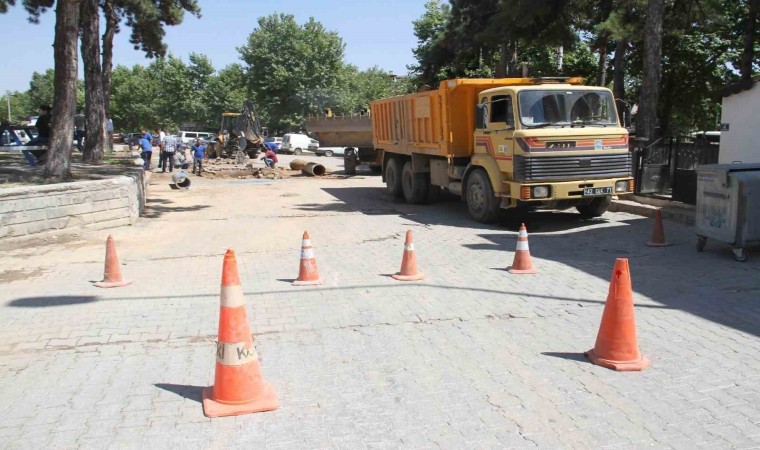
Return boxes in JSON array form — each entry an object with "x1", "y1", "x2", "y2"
[
  {"x1": 156, "y1": 128, "x2": 167, "y2": 169},
  {"x1": 160, "y1": 132, "x2": 178, "y2": 173}
]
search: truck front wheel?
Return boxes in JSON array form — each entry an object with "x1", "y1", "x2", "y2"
[
  {"x1": 576, "y1": 196, "x2": 611, "y2": 218},
  {"x1": 402, "y1": 161, "x2": 428, "y2": 204},
  {"x1": 466, "y1": 169, "x2": 501, "y2": 223},
  {"x1": 385, "y1": 157, "x2": 403, "y2": 198}
]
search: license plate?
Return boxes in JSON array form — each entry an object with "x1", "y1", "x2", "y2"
[{"x1": 583, "y1": 187, "x2": 612, "y2": 197}]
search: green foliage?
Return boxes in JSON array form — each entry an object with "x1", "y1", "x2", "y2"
[
  {"x1": 409, "y1": 0, "x2": 759, "y2": 135},
  {"x1": 0, "y1": 90, "x2": 32, "y2": 124},
  {"x1": 21, "y1": 69, "x2": 85, "y2": 114},
  {"x1": 238, "y1": 13, "x2": 346, "y2": 131},
  {"x1": 333, "y1": 66, "x2": 410, "y2": 115},
  {"x1": 117, "y1": 0, "x2": 201, "y2": 58}
]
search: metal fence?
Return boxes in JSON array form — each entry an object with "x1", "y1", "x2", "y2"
[{"x1": 632, "y1": 136, "x2": 719, "y2": 204}]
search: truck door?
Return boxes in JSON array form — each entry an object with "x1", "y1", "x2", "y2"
[{"x1": 481, "y1": 94, "x2": 515, "y2": 166}]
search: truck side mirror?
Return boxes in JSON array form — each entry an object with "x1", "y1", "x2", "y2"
[{"x1": 476, "y1": 104, "x2": 487, "y2": 129}]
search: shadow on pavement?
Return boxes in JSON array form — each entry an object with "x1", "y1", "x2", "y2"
[
  {"x1": 154, "y1": 383, "x2": 204, "y2": 403},
  {"x1": 541, "y1": 352, "x2": 594, "y2": 364},
  {"x1": 6, "y1": 295, "x2": 99, "y2": 307},
  {"x1": 293, "y1": 185, "x2": 760, "y2": 339},
  {"x1": 143, "y1": 200, "x2": 210, "y2": 219},
  {"x1": 51, "y1": 285, "x2": 674, "y2": 310}
]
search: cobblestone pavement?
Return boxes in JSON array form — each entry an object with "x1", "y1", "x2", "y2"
[{"x1": 1, "y1": 168, "x2": 759, "y2": 450}]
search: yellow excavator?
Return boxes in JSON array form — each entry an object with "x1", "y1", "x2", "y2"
[{"x1": 207, "y1": 101, "x2": 266, "y2": 163}]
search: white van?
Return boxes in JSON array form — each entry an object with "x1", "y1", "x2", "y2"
[
  {"x1": 178, "y1": 131, "x2": 215, "y2": 145},
  {"x1": 280, "y1": 133, "x2": 314, "y2": 155}
]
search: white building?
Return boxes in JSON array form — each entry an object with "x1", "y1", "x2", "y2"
[{"x1": 718, "y1": 77, "x2": 760, "y2": 164}]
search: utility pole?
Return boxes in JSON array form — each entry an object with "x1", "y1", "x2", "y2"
[{"x1": 5, "y1": 91, "x2": 10, "y2": 123}]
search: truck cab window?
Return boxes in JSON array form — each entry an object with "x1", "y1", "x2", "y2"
[{"x1": 490, "y1": 95, "x2": 514, "y2": 128}]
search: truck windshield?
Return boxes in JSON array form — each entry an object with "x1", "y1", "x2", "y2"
[{"x1": 518, "y1": 90, "x2": 618, "y2": 128}]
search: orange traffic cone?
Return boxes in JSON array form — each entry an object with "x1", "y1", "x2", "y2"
[
  {"x1": 585, "y1": 258, "x2": 651, "y2": 371},
  {"x1": 392, "y1": 230, "x2": 425, "y2": 281},
  {"x1": 293, "y1": 231, "x2": 323, "y2": 285},
  {"x1": 507, "y1": 223, "x2": 537, "y2": 274},
  {"x1": 94, "y1": 235, "x2": 132, "y2": 288},
  {"x1": 202, "y1": 249, "x2": 278, "y2": 418},
  {"x1": 646, "y1": 209, "x2": 669, "y2": 247}
]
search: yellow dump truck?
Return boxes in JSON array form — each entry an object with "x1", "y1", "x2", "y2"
[{"x1": 370, "y1": 77, "x2": 633, "y2": 223}]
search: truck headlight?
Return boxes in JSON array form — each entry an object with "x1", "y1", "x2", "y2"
[
  {"x1": 615, "y1": 181, "x2": 628, "y2": 193},
  {"x1": 532, "y1": 186, "x2": 550, "y2": 198}
]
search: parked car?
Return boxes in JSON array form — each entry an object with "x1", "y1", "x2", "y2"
[
  {"x1": 280, "y1": 133, "x2": 314, "y2": 155},
  {"x1": 313, "y1": 146, "x2": 345, "y2": 157},
  {"x1": 264, "y1": 136, "x2": 283, "y2": 151},
  {"x1": 124, "y1": 132, "x2": 143, "y2": 148},
  {"x1": 307, "y1": 139, "x2": 320, "y2": 153},
  {"x1": 177, "y1": 131, "x2": 216, "y2": 145}
]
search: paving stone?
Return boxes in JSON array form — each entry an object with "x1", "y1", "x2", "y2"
[{"x1": 1, "y1": 174, "x2": 759, "y2": 449}]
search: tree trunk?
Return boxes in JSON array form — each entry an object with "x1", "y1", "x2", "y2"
[
  {"x1": 495, "y1": 45, "x2": 508, "y2": 78},
  {"x1": 596, "y1": 39, "x2": 608, "y2": 86},
  {"x1": 637, "y1": 0, "x2": 665, "y2": 142},
  {"x1": 102, "y1": 0, "x2": 117, "y2": 116},
  {"x1": 45, "y1": 0, "x2": 83, "y2": 180},
  {"x1": 613, "y1": 38, "x2": 627, "y2": 126},
  {"x1": 741, "y1": 0, "x2": 759, "y2": 81},
  {"x1": 81, "y1": 0, "x2": 107, "y2": 164}
]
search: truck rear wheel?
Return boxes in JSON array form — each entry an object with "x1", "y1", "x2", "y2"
[
  {"x1": 385, "y1": 157, "x2": 403, "y2": 198},
  {"x1": 344, "y1": 149, "x2": 357, "y2": 175},
  {"x1": 576, "y1": 196, "x2": 611, "y2": 218},
  {"x1": 466, "y1": 169, "x2": 500, "y2": 223},
  {"x1": 402, "y1": 161, "x2": 428, "y2": 204}
]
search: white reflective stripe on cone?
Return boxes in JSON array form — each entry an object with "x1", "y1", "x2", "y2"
[
  {"x1": 301, "y1": 248, "x2": 315, "y2": 259},
  {"x1": 518, "y1": 229, "x2": 528, "y2": 238},
  {"x1": 216, "y1": 341, "x2": 258, "y2": 366},
  {"x1": 404, "y1": 244, "x2": 414, "y2": 251},
  {"x1": 302, "y1": 240, "x2": 312, "y2": 248},
  {"x1": 516, "y1": 240, "x2": 530, "y2": 251},
  {"x1": 220, "y1": 284, "x2": 245, "y2": 308}
]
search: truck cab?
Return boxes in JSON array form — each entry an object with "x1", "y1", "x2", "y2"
[{"x1": 471, "y1": 83, "x2": 631, "y2": 221}]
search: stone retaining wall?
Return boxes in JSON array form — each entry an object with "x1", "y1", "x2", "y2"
[{"x1": 0, "y1": 174, "x2": 144, "y2": 240}]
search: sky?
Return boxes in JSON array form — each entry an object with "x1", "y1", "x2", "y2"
[{"x1": 0, "y1": 0, "x2": 427, "y2": 93}]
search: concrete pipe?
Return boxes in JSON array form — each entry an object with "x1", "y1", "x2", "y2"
[
  {"x1": 304, "y1": 162, "x2": 326, "y2": 176},
  {"x1": 171, "y1": 171, "x2": 192, "y2": 189},
  {"x1": 289, "y1": 159, "x2": 308, "y2": 171},
  {"x1": 289, "y1": 159, "x2": 326, "y2": 176}
]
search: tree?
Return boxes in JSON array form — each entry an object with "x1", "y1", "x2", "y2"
[
  {"x1": 201, "y1": 63, "x2": 248, "y2": 130},
  {"x1": 238, "y1": 14, "x2": 346, "y2": 131},
  {"x1": 636, "y1": 0, "x2": 666, "y2": 141},
  {"x1": 101, "y1": 0, "x2": 200, "y2": 117},
  {"x1": 78, "y1": 0, "x2": 200, "y2": 163},
  {"x1": 334, "y1": 66, "x2": 409, "y2": 114},
  {"x1": 46, "y1": 0, "x2": 83, "y2": 180},
  {"x1": 741, "y1": 0, "x2": 759, "y2": 80},
  {"x1": 109, "y1": 64, "x2": 160, "y2": 132},
  {"x1": 0, "y1": 91, "x2": 31, "y2": 124},
  {"x1": 408, "y1": 0, "x2": 452, "y2": 88},
  {"x1": 81, "y1": 0, "x2": 108, "y2": 164}
]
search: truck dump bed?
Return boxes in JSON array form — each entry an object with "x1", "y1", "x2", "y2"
[
  {"x1": 371, "y1": 78, "x2": 547, "y2": 158},
  {"x1": 305, "y1": 115, "x2": 372, "y2": 147}
]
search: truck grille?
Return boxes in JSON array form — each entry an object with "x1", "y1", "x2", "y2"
[{"x1": 514, "y1": 153, "x2": 632, "y2": 181}]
